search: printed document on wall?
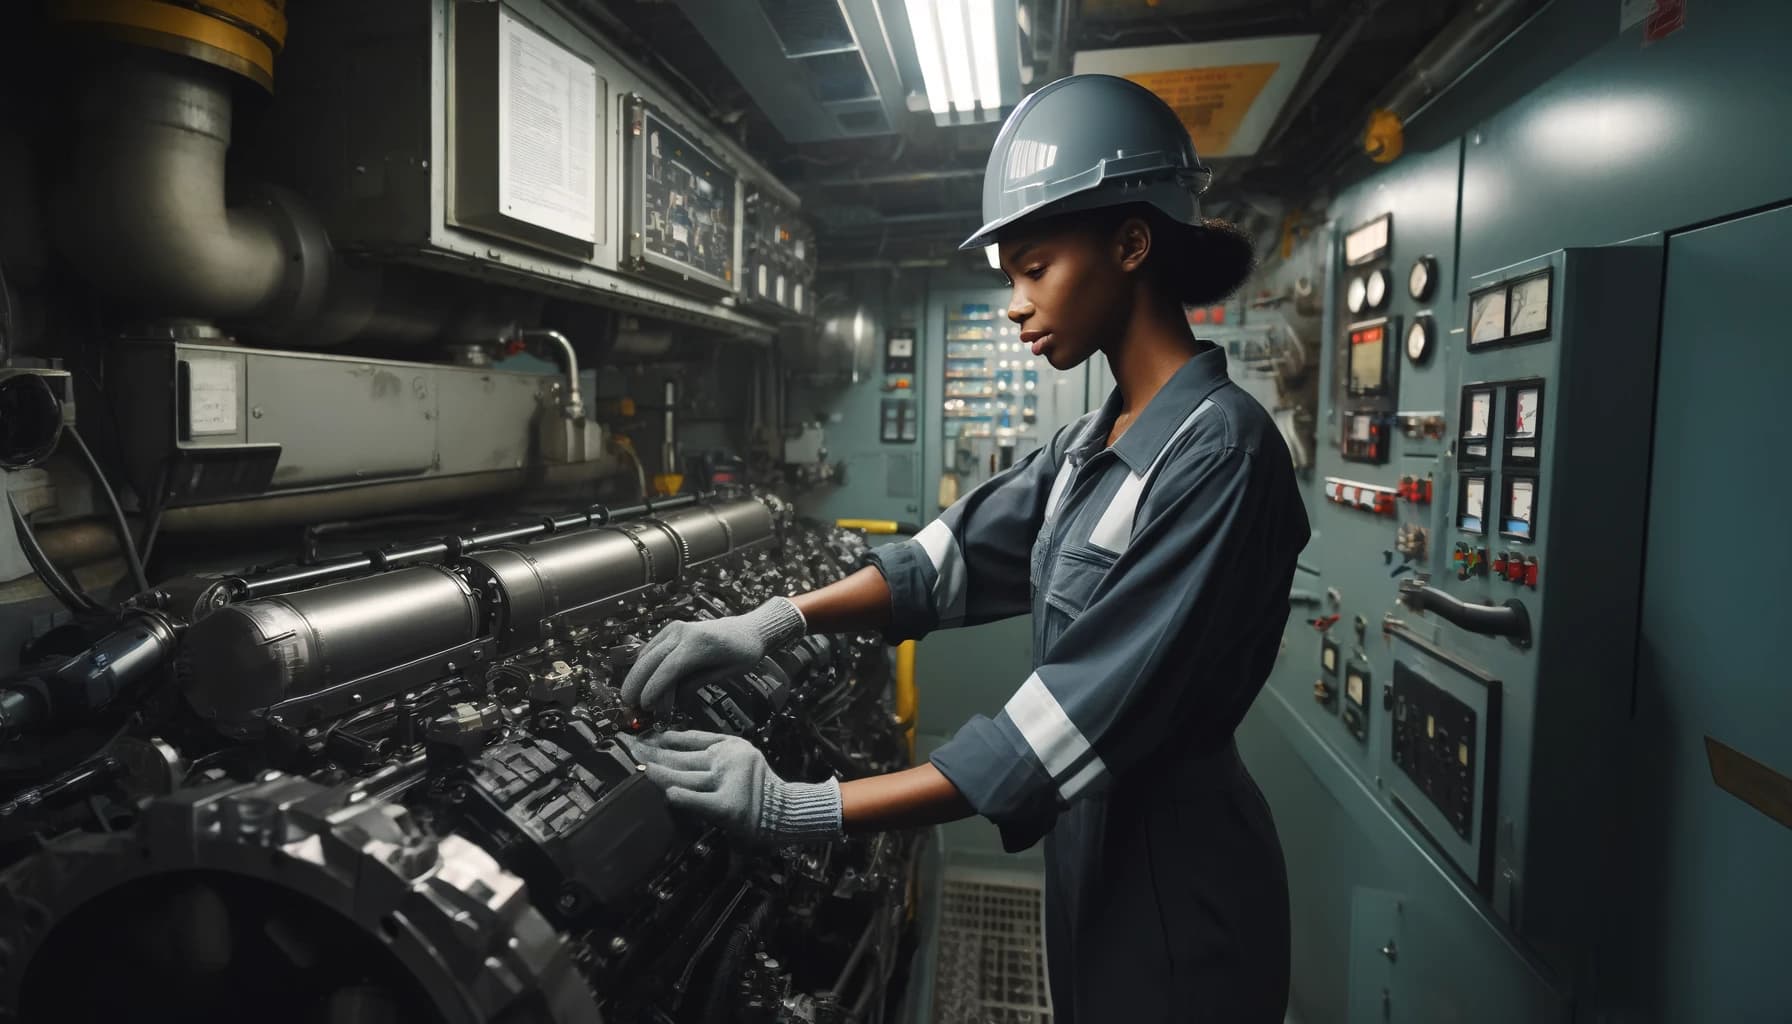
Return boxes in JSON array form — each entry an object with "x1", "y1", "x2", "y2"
[{"x1": 497, "y1": 9, "x2": 599, "y2": 242}]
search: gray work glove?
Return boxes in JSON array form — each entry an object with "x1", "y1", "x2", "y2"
[
  {"x1": 620, "y1": 597, "x2": 806, "y2": 713},
  {"x1": 622, "y1": 729, "x2": 842, "y2": 843}
]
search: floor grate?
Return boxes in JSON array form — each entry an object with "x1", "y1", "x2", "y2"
[{"x1": 929, "y1": 870, "x2": 1053, "y2": 1024}]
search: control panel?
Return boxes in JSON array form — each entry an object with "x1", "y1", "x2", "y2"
[
  {"x1": 741, "y1": 188, "x2": 816, "y2": 319},
  {"x1": 941, "y1": 298, "x2": 1033, "y2": 492}
]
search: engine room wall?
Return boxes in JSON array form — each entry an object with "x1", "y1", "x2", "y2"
[{"x1": 1245, "y1": 1, "x2": 1792, "y2": 1020}]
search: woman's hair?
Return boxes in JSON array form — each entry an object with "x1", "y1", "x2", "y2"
[{"x1": 1074, "y1": 202, "x2": 1257, "y2": 307}]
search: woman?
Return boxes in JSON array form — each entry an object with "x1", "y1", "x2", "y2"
[{"x1": 622, "y1": 74, "x2": 1310, "y2": 1022}]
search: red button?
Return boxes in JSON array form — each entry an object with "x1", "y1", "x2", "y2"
[
  {"x1": 1507, "y1": 560, "x2": 1526, "y2": 583},
  {"x1": 1524, "y1": 561, "x2": 1540, "y2": 588},
  {"x1": 1492, "y1": 555, "x2": 1509, "y2": 575}
]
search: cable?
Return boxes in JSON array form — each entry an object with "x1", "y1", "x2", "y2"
[
  {"x1": 6, "y1": 489, "x2": 98, "y2": 614},
  {"x1": 65, "y1": 425, "x2": 149, "y2": 595},
  {"x1": 0, "y1": 255, "x2": 13, "y2": 366},
  {"x1": 138, "y1": 461, "x2": 169, "y2": 572}
]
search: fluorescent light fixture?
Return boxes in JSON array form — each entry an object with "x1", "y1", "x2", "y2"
[
  {"x1": 904, "y1": 0, "x2": 1004, "y2": 117},
  {"x1": 904, "y1": 0, "x2": 951, "y2": 115},
  {"x1": 985, "y1": 244, "x2": 1001, "y2": 270}
]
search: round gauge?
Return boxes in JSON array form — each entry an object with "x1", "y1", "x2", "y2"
[
  {"x1": 1409, "y1": 255, "x2": 1438, "y2": 302},
  {"x1": 1346, "y1": 275, "x2": 1368, "y2": 314},
  {"x1": 1406, "y1": 316, "x2": 1434, "y2": 364},
  {"x1": 1365, "y1": 268, "x2": 1390, "y2": 310}
]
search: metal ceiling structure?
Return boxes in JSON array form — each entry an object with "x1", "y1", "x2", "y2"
[{"x1": 570, "y1": 0, "x2": 1514, "y2": 266}]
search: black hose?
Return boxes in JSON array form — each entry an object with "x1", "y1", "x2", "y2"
[
  {"x1": 700, "y1": 895, "x2": 772, "y2": 1024},
  {"x1": 7, "y1": 489, "x2": 99, "y2": 614},
  {"x1": 0, "y1": 255, "x2": 13, "y2": 366},
  {"x1": 65, "y1": 425, "x2": 149, "y2": 594}
]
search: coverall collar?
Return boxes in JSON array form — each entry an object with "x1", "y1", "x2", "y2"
[{"x1": 1078, "y1": 342, "x2": 1231, "y2": 473}]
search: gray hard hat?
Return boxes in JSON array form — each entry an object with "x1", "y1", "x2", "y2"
[{"x1": 960, "y1": 74, "x2": 1214, "y2": 251}]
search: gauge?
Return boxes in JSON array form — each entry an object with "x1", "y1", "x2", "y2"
[
  {"x1": 1365, "y1": 268, "x2": 1389, "y2": 310},
  {"x1": 1406, "y1": 316, "x2": 1434, "y2": 364},
  {"x1": 1459, "y1": 475, "x2": 1488, "y2": 533},
  {"x1": 1468, "y1": 287, "x2": 1506, "y2": 346},
  {"x1": 1511, "y1": 386, "x2": 1540, "y2": 438},
  {"x1": 1508, "y1": 271, "x2": 1551, "y2": 337},
  {"x1": 1409, "y1": 255, "x2": 1438, "y2": 301},
  {"x1": 1466, "y1": 390, "x2": 1492, "y2": 439},
  {"x1": 1346, "y1": 275, "x2": 1368, "y2": 314},
  {"x1": 1503, "y1": 477, "x2": 1536, "y2": 540}
]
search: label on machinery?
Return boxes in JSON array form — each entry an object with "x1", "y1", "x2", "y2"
[
  {"x1": 497, "y1": 7, "x2": 599, "y2": 242},
  {"x1": 186, "y1": 357, "x2": 240, "y2": 435}
]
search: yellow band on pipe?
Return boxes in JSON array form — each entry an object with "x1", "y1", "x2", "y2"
[
  {"x1": 836, "y1": 518, "x2": 901, "y2": 535},
  {"x1": 53, "y1": 0, "x2": 284, "y2": 87}
]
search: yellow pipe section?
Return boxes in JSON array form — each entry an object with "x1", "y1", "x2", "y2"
[
  {"x1": 53, "y1": 0, "x2": 288, "y2": 90},
  {"x1": 835, "y1": 518, "x2": 901, "y2": 534},
  {"x1": 895, "y1": 640, "x2": 917, "y2": 762},
  {"x1": 833, "y1": 518, "x2": 919, "y2": 759}
]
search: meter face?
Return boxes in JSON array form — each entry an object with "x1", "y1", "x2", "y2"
[
  {"x1": 1346, "y1": 672, "x2": 1365, "y2": 706},
  {"x1": 1504, "y1": 478, "x2": 1536, "y2": 539},
  {"x1": 1465, "y1": 390, "x2": 1492, "y2": 439},
  {"x1": 1365, "y1": 268, "x2": 1389, "y2": 309},
  {"x1": 1465, "y1": 478, "x2": 1486, "y2": 520},
  {"x1": 1351, "y1": 414, "x2": 1373, "y2": 442},
  {"x1": 1346, "y1": 275, "x2": 1368, "y2": 314},
  {"x1": 1512, "y1": 386, "x2": 1540, "y2": 438},
  {"x1": 1459, "y1": 475, "x2": 1488, "y2": 533},
  {"x1": 1406, "y1": 318, "x2": 1431, "y2": 362},
  {"x1": 1469, "y1": 289, "x2": 1506, "y2": 346},
  {"x1": 1408, "y1": 256, "x2": 1435, "y2": 301},
  {"x1": 1508, "y1": 272, "x2": 1551, "y2": 336}
]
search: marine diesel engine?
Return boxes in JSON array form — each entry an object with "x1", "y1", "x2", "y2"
[{"x1": 0, "y1": 494, "x2": 917, "y2": 1023}]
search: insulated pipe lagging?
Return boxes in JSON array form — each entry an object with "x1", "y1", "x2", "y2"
[{"x1": 52, "y1": 58, "x2": 311, "y2": 319}]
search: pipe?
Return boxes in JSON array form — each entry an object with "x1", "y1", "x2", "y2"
[
  {"x1": 1378, "y1": 0, "x2": 1544, "y2": 124},
  {"x1": 1051, "y1": 0, "x2": 1078, "y2": 80},
  {"x1": 52, "y1": 56, "x2": 323, "y2": 322},
  {"x1": 895, "y1": 640, "x2": 917, "y2": 761},
  {"x1": 514, "y1": 329, "x2": 583, "y2": 419},
  {"x1": 811, "y1": 168, "x2": 984, "y2": 189},
  {"x1": 662, "y1": 379, "x2": 678, "y2": 478}
]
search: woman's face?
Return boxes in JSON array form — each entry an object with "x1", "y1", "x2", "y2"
[{"x1": 997, "y1": 216, "x2": 1149, "y2": 371}]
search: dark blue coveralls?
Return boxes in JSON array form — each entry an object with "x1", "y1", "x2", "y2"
[{"x1": 869, "y1": 344, "x2": 1310, "y2": 1022}]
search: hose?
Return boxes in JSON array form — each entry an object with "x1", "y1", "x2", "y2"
[
  {"x1": 7, "y1": 489, "x2": 100, "y2": 614},
  {"x1": 65, "y1": 426, "x2": 149, "y2": 594},
  {"x1": 699, "y1": 894, "x2": 771, "y2": 1024}
]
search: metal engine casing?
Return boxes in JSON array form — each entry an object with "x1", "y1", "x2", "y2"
[{"x1": 0, "y1": 495, "x2": 917, "y2": 1023}]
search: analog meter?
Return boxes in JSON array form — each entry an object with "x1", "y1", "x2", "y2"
[
  {"x1": 1507, "y1": 270, "x2": 1552, "y2": 338},
  {"x1": 1469, "y1": 287, "x2": 1506, "y2": 347},
  {"x1": 1406, "y1": 316, "x2": 1434, "y2": 364},
  {"x1": 1409, "y1": 255, "x2": 1438, "y2": 302},
  {"x1": 1365, "y1": 268, "x2": 1390, "y2": 310}
]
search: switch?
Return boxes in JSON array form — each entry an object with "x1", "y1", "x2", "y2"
[
  {"x1": 1313, "y1": 679, "x2": 1335, "y2": 705},
  {"x1": 1524, "y1": 557, "x2": 1539, "y2": 588},
  {"x1": 1505, "y1": 557, "x2": 1526, "y2": 584},
  {"x1": 1422, "y1": 475, "x2": 1434, "y2": 504},
  {"x1": 1492, "y1": 553, "x2": 1509, "y2": 577}
]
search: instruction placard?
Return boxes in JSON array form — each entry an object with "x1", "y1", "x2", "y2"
[
  {"x1": 1124, "y1": 63, "x2": 1279, "y2": 158},
  {"x1": 497, "y1": 8, "x2": 598, "y2": 242}
]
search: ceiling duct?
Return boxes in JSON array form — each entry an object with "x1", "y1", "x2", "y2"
[{"x1": 669, "y1": 0, "x2": 911, "y2": 140}]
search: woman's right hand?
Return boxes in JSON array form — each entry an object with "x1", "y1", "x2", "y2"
[{"x1": 620, "y1": 597, "x2": 807, "y2": 712}]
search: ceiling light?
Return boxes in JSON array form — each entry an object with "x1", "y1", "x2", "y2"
[{"x1": 904, "y1": 0, "x2": 1004, "y2": 118}]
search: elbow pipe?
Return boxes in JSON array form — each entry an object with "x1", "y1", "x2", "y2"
[
  {"x1": 513, "y1": 329, "x2": 583, "y2": 419},
  {"x1": 1398, "y1": 579, "x2": 1532, "y2": 648},
  {"x1": 52, "y1": 56, "x2": 328, "y2": 323}
]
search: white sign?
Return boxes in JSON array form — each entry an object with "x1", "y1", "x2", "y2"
[
  {"x1": 497, "y1": 8, "x2": 598, "y2": 242},
  {"x1": 187, "y1": 357, "x2": 239, "y2": 435}
]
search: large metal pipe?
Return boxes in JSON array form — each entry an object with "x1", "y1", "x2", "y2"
[{"x1": 52, "y1": 56, "x2": 323, "y2": 321}]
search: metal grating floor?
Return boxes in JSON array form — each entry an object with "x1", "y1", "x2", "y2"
[{"x1": 930, "y1": 871, "x2": 1053, "y2": 1024}]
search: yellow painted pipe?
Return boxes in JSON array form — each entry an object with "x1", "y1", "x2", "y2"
[
  {"x1": 835, "y1": 518, "x2": 900, "y2": 535},
  {"x1": 895, "y1": 639, "x2": 917, "y2": 762}
]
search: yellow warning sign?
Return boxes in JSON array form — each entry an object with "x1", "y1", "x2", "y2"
[{"x1": 1123, "y1": 63, "x2": 1279, "y2": 157}]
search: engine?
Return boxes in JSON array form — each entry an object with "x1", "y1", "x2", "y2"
[{"x1": 0, "y1": 495, "x2": 917, "y2": 1024}]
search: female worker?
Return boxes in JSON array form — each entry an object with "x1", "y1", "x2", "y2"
[{"x1": 621, "y1": 74, "x2": 1310, "y2": 1022}]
